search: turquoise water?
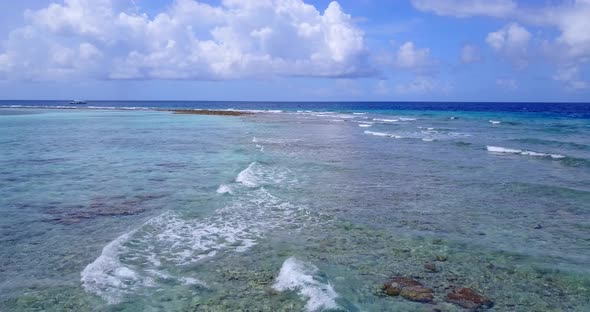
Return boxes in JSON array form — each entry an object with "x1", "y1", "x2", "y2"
[{"x1": 1, "y1": 108, "x2": 589, "y2": 311}]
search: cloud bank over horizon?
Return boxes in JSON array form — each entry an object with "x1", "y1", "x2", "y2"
[
  {"x1": 0, "y1": 0, "x2": 588, "y2": 101},
  {"x1": 0, "y1": 0, "x2": 376, "y2": 81}
]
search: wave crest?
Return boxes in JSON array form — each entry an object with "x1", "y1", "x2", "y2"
[{"x1": 273, "y1": 257, "x2": 340, "y2": 312}]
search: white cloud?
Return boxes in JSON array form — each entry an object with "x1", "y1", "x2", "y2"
[
  {"x1": 415, "y1": 1, "x2": 590, "y2": 65},
  {"x1": 394, "y1": 77, "x2": 451, "y2": 94},
  {"x1": 395, "y1": 41, "x2": 432, "y2": 69},
  {"x1": 529, "y1": 1, "x2": 590, "y2": 91},
  {"x1": 411, "y1": 0, "x2": 516, "y2": 18},
  {"x1": 25, "y1": 0, "x2": 116, "y2": 41},
  {"x1": 415, "y1": 0, "x2": 590, "y2": 91},
  {"x1": 486, "y1": 23, "x2": 531, "y2": 67},
  {"x1": 496, "y1": 78, "x2": 518, "y2": 90},
  {"x1": 520, "y1": 1, "x2": 590, "y2": 60},
  {"x1": 0, "y1": 0, "x2": 374, "y2": 81},
  {"x1": 553, "y1": 65, "x2": 589, "y2": 90},
  {"x1": 461, "y1": 44, "x2": 481, "y2": 64}
]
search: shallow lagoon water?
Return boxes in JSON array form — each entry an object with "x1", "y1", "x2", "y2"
[{"x1": 0, "y1": 106, "x2": 589, "y2": 311}]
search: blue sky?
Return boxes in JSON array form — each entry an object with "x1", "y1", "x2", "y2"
[{"x1": 0, "y1": 0, "x2": 588, "y2": 102}]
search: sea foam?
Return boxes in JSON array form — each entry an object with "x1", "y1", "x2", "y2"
[
  {"x1": 236, "y1": 162, "x2": 261, "y2": 187},
  {"x1": 364, "y1": 131, "x2": 403, "y2": 139},
  {"x1": 82, "y1": 162, "x2": 315, "y2": 304},
  {"x1": 273, "y1": 257, "x2": 340, "y2": 312},
  {"x1": 236, "y1": 161, "x2": 296, "y2": 188},
  {"x1": 487, "y1": 146, "x2": 565, "y2": 159},
  {"x1": 364, "y1": 130, "x2": 390, "y2": 137},
  {"x1": 216, "y1": 184, "x2": 233, "y2": 194},
  {"x1": 81, "y1": 229, "x2": 153, "y2": 304},
  {"x1": 373, "y1": 118, "x2": 399, "y2": 123}
]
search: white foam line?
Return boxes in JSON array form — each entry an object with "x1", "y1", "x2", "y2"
[
  {"x1": 236, "y1": 162, "x2": 259, "y2": 187},
  {"x1": 216, "y1": 184, "x2": 233, "y2": 194},
  {"x1": 373, "y1": 118, "x2": 398, "y2": 122},
  {"x1": 81, "y1": 229, "x2": 152, "y2": 304},
  {"x1": 487, "y1": 146, "x2": 565, "y2": 159},
  {"x1": 364, "y1": 130, "x2": 389, "y2": 137},
  {"x1": 273, "y1": 257, "x2": 340, "y2": 312},
  {"x1": 364, "y1": 131, "x2": 403, "y2": 139}
]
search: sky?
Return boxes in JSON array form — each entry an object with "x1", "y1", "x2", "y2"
[{"x1": 0, "y1": 0, "x2": 588, "y2": 102}]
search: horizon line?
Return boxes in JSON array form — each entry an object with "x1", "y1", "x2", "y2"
[{"x1": 0, "y1": 100, "x2": 589, "y2": 104}]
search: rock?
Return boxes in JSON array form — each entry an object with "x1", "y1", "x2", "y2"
[
  {"x1": 445, "y1": 288, "x2": 493, "y2": 310},
  {"x1": 424, "y1": 262, "x2": 439, "y2": 273},
  {"x1": 392, "y1": 276, "x2": 423, "y2": 287},
  {"x1": 382, "y1": 282, "x2": 402, "y2": 296},
  {"x1": 165, "y1": 109, "x2": 253, "y2": 116},
  {"x1": 383, "y1": 277, "x2": 423, "y2": 297},
  {"x1": 400, "y1": 286, "x2": 434, "y2": 303},
  {"x1": 381, "y1": 277, "x2": 435, "y2": 303},
  {"x1": 435, "y1": 255, "x2": 448, "y2": 262},
  {"x1": 45, "y1": 194, "x2": 159, "y2": 225}
]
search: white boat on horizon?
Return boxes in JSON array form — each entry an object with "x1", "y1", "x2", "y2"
[{"x1": 69, "y1": 100, "x2": 87, "y2": 104}]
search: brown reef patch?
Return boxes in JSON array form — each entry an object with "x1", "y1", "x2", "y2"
[{"x1": 163, "y1": 109, "x2": 254, "y2": 116}]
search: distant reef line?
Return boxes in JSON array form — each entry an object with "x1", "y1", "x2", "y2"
[
  {"x1": 0, "y1": 106, "x2": 255, "y2": 116},
  {"x1": 161, "y1": 109, "x2": 254, "y2": 116}
]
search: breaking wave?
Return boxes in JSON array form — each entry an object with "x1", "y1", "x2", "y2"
[
  {"x1": 82, "y1": 162, "x2": 314, "y2": 304},
  {"x1": 487, "y1": 146, "x2": 565, "y2": 159},
  {"x1": 273, "y1": 257, "x2": 340, "y2": 312}
]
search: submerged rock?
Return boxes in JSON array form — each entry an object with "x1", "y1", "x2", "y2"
[
  {"x1": 445, "y1": 287, "x2": 493, "y2": 310},
  {"x1": 382, "y1": 277, "x2": 433, "y2": 302},
  {"x1": 382, "y1": 277, "x2": 422, "y2": 297},
  {"x1": 424, "y1": 262, "x2": 439, "y2": 273},
  {"x1": 400, "y1": 285, "x2": 434, "y2": 303},
  {"x1": 435, "y1": 255, "x2": 448, "y2": 262},
  {"x1": 45, "y1": 194, "x2": 163, "y2": 224},
  {"x1": 165, "y1": 109, "x2": 253, "y2": 116},
  {"x1": 382, "y1": 282, "x2": 401, "y2": 296},
  {"x1": 391, "y1": 277, "x2": 423, "y2": 288}
]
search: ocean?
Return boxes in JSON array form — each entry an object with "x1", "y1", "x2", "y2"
[{"x1": 0, "y1": 101, "x2": 589, "y2": 311}]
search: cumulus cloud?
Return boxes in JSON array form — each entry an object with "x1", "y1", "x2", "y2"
[
  {"x1": 553, "y1": 65, "x2": 588, "y2": 90},
  {"x1": 395, "y1": 41, "x2": 433, "y2": 70},
  {"x1": 411, "y1": 0, "x2": 516, "y2": 18},
  {"x1": 460, "y1": 44, "x2": 481, "y2": 64},
  {"x1": 415, "y1": 0, "x2": 590, "y2": 91},
  {"x1": 0, "y1": 0, "x2": 374, "y2": 81},
  {"x1": 486, "y1": 23, "x2": 531, "y2": 67},
  {"x1": 520, "y1": 1, "x2": 590, "y2": 60},
  {"x1": 531, "y1": 1, "x2": 590, "y2": 91}
]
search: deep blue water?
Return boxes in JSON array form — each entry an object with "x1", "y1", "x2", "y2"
[{"x1": 2, "y1": 100, "x2": 589, "y2": 118}]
